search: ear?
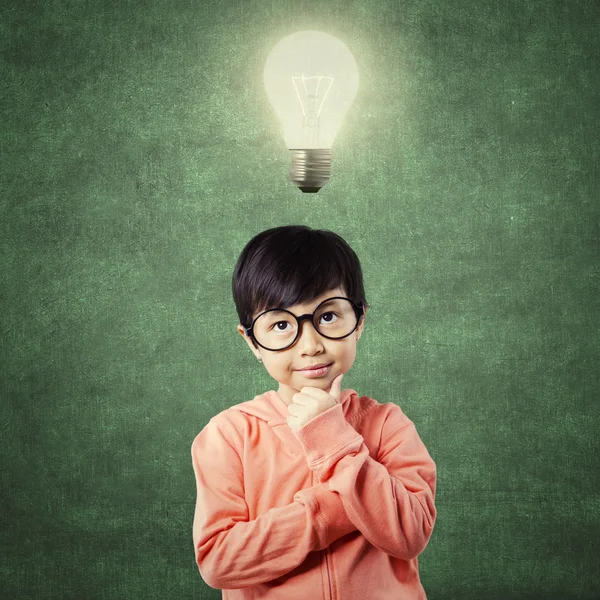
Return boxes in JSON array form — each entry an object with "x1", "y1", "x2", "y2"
[
  {"x1": 237, "y1": 325, "x2": 261, "y2": 359},
  {"x1": 356, "y1": 308, "x2": 368, "y2": 340}
]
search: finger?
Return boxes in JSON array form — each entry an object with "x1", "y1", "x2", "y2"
[
  {"x1": 287, "y1": 402, "x2": 301, "y2": 415},
  {"x1": 295, "y1": 390, "x2": 320, "y2": 403},
  {"x1": 328, "y1": 373, "x2": 344, "y2": 402}
]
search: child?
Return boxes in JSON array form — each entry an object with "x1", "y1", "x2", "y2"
[{"x1": 191, "y1": 225, "x2": 437, "y2": 599}]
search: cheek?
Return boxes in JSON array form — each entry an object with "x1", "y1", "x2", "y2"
[
  {"x1": 266, "y1": 358, "x2": 291, "y2": 375},
  {"x1": 341, "y1": 344, "x2": 357, "y2": 364}
]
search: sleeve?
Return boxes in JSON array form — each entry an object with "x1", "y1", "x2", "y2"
[
  {"x1": 292, "y1": 402, "x2": 437, "y2": 561},
  {"x1": 191, "y1": 418, "x2": 357, "y2": 590}
]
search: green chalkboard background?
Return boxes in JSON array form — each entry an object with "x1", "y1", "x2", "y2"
[{"x1": 1, "y1": 0, "x2": 599, "y2": 598}]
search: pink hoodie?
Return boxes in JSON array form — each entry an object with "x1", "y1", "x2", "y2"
[{"x1": 191, "y1": 387, "x2": 437, "y2": 599}]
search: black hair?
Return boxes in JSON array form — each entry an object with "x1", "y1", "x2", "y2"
[{"x1": 232, "y1": 225, "x2": 369, "y2": 349}]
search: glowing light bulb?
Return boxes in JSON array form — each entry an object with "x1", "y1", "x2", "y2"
[{"x1": 264, "y1": 30, "x2": 359, "y2": 193}]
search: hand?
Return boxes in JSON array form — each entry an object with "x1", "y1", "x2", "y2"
[{"x1": 286, "y1": 373, "x2": 344, "y2": 431}]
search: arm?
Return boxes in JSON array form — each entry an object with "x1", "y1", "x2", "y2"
[
  {"x1": 292, "y1": 403, "x2": 437, "y2": 561},
  {"x1": 191, "y1": 419, "x2": 357, "y2": 589}
]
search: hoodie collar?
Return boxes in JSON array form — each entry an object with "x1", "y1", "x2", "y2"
[{"x1": 232, "y1": 388, "x2": 358, "y2": 426}]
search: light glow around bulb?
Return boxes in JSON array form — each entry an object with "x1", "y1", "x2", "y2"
[{"x1": 264, "y1": 30, "x2": 359, "y2": 192}]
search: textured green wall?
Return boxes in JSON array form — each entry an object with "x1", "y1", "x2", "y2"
[{"x1": 1, "y1": 0, "x2": 599, "y2": 598}]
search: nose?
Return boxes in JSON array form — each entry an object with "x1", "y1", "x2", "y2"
[{"x1": 295, "y1": 318, "x2": 324, "y2": 348}]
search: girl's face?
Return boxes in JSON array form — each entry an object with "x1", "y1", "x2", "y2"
[{"x1": 237, "y1": 286, "x2": 367, "y2": 406}]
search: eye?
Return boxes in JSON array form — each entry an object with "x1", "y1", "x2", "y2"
[{"x1": 319, "y1": 311, "x2": 339, "y2": 323}]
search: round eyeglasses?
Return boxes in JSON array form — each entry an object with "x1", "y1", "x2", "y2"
[{"x1": 243, "y1": 296, "x2": 365, "y2": 352}]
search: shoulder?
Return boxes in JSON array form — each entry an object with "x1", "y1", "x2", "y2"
[
  {"x1": 190, "y1": 406, "x2": 241, "y2": 452},
  {"x1": 190, "y1": 392, "x2": 272, "y2": 450},
  {"x1": 348, "y1": 389, "x2": 412, "y2": 423},
  {"x1": 347, "y1": 390, "x2": 416, "y2": 442}
]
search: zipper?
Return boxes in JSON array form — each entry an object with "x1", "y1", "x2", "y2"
[
  {"x1": 324, "y1": 546, "x2": 333, "y2": 600},
  {"x1": 313, "y1": 470, "x2": 333, "y2": 600}
]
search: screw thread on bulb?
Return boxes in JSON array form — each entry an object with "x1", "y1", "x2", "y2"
[{"x1": 289, "y1": 149, "x2": 331, "y2": 193}]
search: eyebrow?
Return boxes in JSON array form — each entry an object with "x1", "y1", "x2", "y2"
[
  {"x1": 279, "y1": 295, "x2": 340, "y2": 314},
  {"x1": 255, "y1": 295, "x2": 340, "y2": 319}
]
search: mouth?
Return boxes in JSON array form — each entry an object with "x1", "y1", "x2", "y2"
[{"x1": 297, "y1": 363, "x2": 333, "y2": 377}]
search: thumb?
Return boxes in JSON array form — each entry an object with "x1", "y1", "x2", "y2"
[{"x1": 328, "y1": 373, "x2": 344, "y2": 403}]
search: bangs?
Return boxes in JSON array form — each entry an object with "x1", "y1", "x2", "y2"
[{"x1": 250, "y1": 242, "x2": 347, "y2": 320}]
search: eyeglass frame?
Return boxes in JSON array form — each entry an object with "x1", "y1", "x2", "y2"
[{"x1": 243, "y1": 296, "x2": 365, "y2": 352}]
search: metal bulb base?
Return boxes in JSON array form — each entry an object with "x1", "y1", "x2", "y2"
[{"x1": 290, "y1": 149, "x2": 331, "y2": 193}]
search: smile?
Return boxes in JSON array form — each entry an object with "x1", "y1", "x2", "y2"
[{"x1": 298, "y1": 363, "x2": 332, "y2": 377}]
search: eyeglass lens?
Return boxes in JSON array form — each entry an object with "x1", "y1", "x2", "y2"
[{"x1": 253, "y1": 298, "x2": 358, "y2": 350}]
